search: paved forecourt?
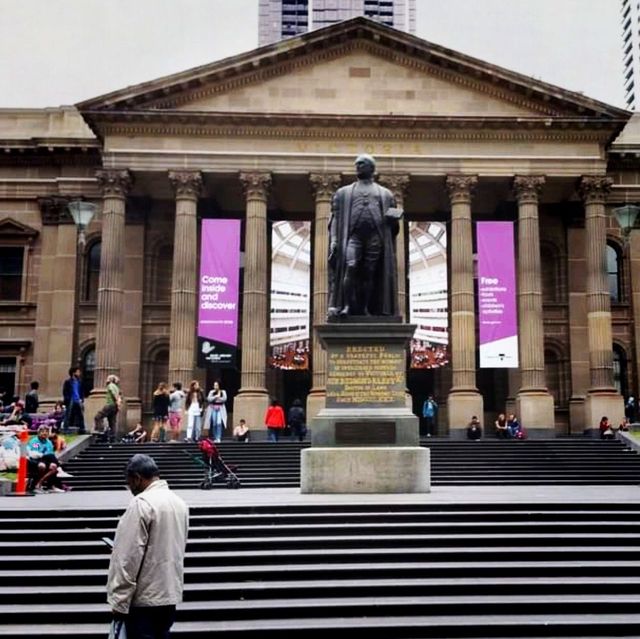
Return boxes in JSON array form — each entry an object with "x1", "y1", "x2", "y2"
[{"x1": 3, "y1": 484, "x2": 640, "y2": 510}]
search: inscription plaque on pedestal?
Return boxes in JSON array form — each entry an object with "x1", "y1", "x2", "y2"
[
  {"x1": 335, "y1": 421, "x2": 396, "y2": 445},
  {"x1": 326, "y1": 344, "x2": 406, "y2": 409}
]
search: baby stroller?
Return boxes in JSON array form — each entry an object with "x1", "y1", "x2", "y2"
[{"x1": 197, "y1": 438, "x2": 241, "y2": 489}]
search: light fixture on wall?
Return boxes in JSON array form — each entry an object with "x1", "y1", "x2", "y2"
[
  {"x1": 613, "y1": 204, "x2": 640, "y2": 244},
  {"x1": 67, "y1": 200, "x2": 96, "y2": 247}
]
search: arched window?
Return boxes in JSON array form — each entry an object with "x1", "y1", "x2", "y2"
[
  {"x1": 81, "y1": 347, "x2": 95, "y2": 397},
  {"x1": 545, "y1": 345, "x2": 569, "y2": 407},
  {"x1": 541, "y1": 244, "x2": 559, "y2": 303},
  {"x1": 613, "y1": 344, "x2": 628, "y2": 398},
  {"x1": 152, "y1": 244, "x2": 172, "y2": 303},
  {"x1": 84, "y1": 241, "x2": 101, "y2": 302},
  {"x1": 607, "y1": 243, "x2": 622, "y2": 302}
]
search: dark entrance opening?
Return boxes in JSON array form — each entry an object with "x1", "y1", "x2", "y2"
[
  {"x1": 205, "y1": 366, "x2": 241, "y2": 434},
  {"x1": 407, "y1": 367, "x2": 436, "y2": 436},
  {"x1": 0, "y1": 357, "x2": 16, "y2": 405}
]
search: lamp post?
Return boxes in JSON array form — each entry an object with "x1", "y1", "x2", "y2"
[
  {"x1": 67, "y1": 200, "x2": 96, "y2": 366},
  {"x1": 67, "y1": 200, "x2": 96, "y2": 248},
  {"x1": 613, "y1": 204, "x2": 640, "y2": 245}
]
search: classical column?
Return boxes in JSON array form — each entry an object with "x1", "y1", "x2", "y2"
[
  {"x1": 93, "y1": 170, "x2": 131, "y2": 388},
  {"x1": 378, "y1": 174, "x2": 410, "y2": 319},
  {"x1": 579, "y1": 176, "x2": 624, "y2": 429},
  {"x1": 85, "y1": 169, "x2": 131, "y2": 431},
  {"x1": 168, "y1": 170, "x2": 202, "y2": 386},
  {"x1": 513, "y1": 176, "x2": 555, "y2": 434},
  {"x1": 233, "y1": 172, "x2": 272, "y2": 431},
  {"x1": 307, "y1": 173, "x2": 341, "y2": 422},
  {"x1": 446, "y1": 175, "x2": 483, "y2": 435}
]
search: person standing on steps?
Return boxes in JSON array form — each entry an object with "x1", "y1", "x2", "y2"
[
  {"x1": 422, "y1": 395, "x2": 438, "y2": 438},
  {"x1": 108, "y1": 454, "x2": 189, "y2": 638},
  {"x1": 62, "y1": 367, "x2": 85, "y2": 434},
  {"x1": 205, "y1": 380, "x2": 227, "y2": 443},
  {"x1": 94, "y1": 375, "x2": 122, "y2": 442},
  {"x1": 264, "y1": 398, "x2": 286, "y2": 443},
  {"x1": 168, "y1": 382, "x2": 185, "y2": 442},
  {"x1": 185, "y1": 380, "x2": 205, "y2": 442}
]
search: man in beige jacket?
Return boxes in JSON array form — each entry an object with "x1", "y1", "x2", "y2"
[{"x1": 107, "y1": 454, "x2": 189, "y2": 638}]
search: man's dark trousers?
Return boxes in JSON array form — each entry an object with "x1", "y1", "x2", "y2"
[{"x1": 125, "y1": 605, "x2": 176, "y2": 639}]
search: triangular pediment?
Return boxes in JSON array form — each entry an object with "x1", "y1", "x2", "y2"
[
  {"x1": 172, "y1": 48, "x2": 542, "y2": 118},
  {"x1": 78, "y1": 17, "x2": 628, "y2": 129},
  {"x1": 0, "y1": 217, "x2": 39, "y2": 238}
]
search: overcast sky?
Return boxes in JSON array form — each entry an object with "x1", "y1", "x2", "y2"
[{"x1": 0, "y1": 0, "x2": 627, "y2": 109}]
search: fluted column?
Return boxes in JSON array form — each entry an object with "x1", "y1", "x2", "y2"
[
  {"x1": 307, "y1": 173, "x2": 341, "y2": 421},
  {"x1": 233, "y1": 172, "x2": 271, "y2": 430},
  {"x1": 514, "y1": 176, "x2": 547, "y2": 390},
  {"x1": 168, "y1": 170, "x2": 202, "y2": 385},
  {"x1": 378, "y1": 174, "x2": 410, "y2": 319},
  {"x1": 580, "y1": 176, "x2": 616, "y2": 390},
  {"x1": 580, "y1": 176, "x2": 624, "y2": 429},
  {"x1": 446, "y1": 175, "x2": 483, "y2": 433},
  {"x1": 447, "y1": 175, "x2": 478, "y2": 392},
  {"x1": 93, "y1": 169, "x2": 132, "y2": 388},
  {"x1": 513, "y1": 176, "x2": 555, "y2": 433}
]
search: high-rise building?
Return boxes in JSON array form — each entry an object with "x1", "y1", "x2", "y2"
[
  {"x1": 621, "y1": 0, "x2": 640, "y2": 109},
  {"x1": 259, "y1": 0, "x2": 416, "y2": 46}
]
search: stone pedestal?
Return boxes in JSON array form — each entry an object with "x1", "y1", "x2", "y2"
[
  {"x1": 516, "y1": 392, "x2": 556, "y2": 438},
  {"x1": 301, "y1": 447, "x2": 430, "y2": 493},
  {"x1": 300, "y1": 320, "x2": 430, "y2": 494}
]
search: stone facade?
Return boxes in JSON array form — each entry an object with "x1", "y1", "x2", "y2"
[{"x1": 0, "y1": 18, "x2": 636, "y2": 434}]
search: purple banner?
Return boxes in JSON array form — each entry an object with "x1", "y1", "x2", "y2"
[
  {"x1": 477, "y1": 222, "x2": 519, "y2": 368},
  {"x1": 197, "y1": 219, "x2": 241, "y2": 368}
]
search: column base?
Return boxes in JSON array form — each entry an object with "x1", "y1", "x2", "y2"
[
  {"x1": 233, "y1": 389, "x2": 270, "y2": 431},
  {"x1": 447, "y1": 391, "x2": 484, "y2": 437},
  {"x1": 584, "y1": 391, "x2": 624, "y2": 437},
  {"x1": 300, "y1": 446, "x2": 430, "y2": 493},
  {"x1": 306, "y1": 389, "x2": 326, "y2": 425},
  {"x1": 516, "y1": 391, "x2": 556, "y2": 438}
]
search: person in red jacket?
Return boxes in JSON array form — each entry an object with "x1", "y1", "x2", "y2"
[{"x1": 264, "y1": 398, "x2": 286, "y2": 443}]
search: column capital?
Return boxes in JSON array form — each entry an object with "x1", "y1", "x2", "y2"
[
  {"x1": 579, "y1": 175, "x2": 613, "y2": 205},
  {"x1": 240, "y1": 172, "x2": 271, "y2": 203},
  {"x1": 446, "y1": 174, "x2": 477, "y2": 205},
  {"x1": 96, "y1": 169, "x2": 132, "y2": 198},
  {"x1": 309, "y1": 173, "x2": 341, "y2": 202},
  {"x1": 168, "y1": 170, "x2": 203, "y2": 200},
  {"x1": 378, "y1": 174, "x2": 410, "y2": 203},
  {"x1": 513, "y1": 175, "x2": 545, "y2": 204}
]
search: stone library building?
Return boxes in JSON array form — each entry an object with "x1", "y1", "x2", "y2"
[{"x1": 1, "y1": 18, "x2": 639, "y2": 436}]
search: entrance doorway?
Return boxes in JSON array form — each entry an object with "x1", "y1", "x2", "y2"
[
  {"x1": 205, "y1": 366, "x2": 241, "y2": 432},
  {"x1": 0, "y1": 357, "x2": 16, "y2": 405}
]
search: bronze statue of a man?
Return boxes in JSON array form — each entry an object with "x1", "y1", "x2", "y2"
[{"x1": 328, "y1": 154, "x2": 402, "y2": 318}]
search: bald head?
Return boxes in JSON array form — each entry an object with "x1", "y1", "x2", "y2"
[{"x1": 354, "y1": 154, "x2": 375, "y2": 180}]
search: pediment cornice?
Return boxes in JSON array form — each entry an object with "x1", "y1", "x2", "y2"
[{"x1": 77, "y1": 17, "x2": 629, "y2": 125}]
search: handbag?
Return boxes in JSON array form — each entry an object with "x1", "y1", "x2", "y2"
[{"x1": 108, "y1": 618, "x2": 127, "y2": 639}]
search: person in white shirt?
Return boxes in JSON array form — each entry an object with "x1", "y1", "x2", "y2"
[
  {"x1": 184, "y1": 380, "x2": 204, "y2": 442},
  {"x1": 168, "y1": 382, "x2": 186, "y2": 442}
]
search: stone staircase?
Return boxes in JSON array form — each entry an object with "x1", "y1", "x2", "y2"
[
  {"x1": 2, "y1": 502, "x2": 640, "y2": 637},
  {"x1": 61, "y1": 438, "x2": 640, "y2": 490}
]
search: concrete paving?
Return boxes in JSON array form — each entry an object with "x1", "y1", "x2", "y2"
[{"x1": 2, "y1": 483, "x2": 640, "y2": 510}]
